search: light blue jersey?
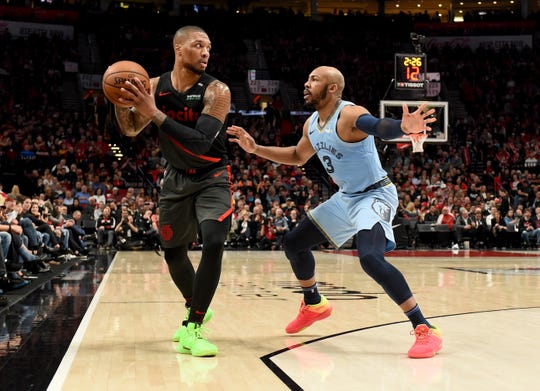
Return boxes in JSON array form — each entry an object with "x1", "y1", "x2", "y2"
[
  {"x1": 308, "y1": 100, "x2": 388, "y2": 194},
  {"x1": 306, "y1": 100, "x2": 398, "y2": 251}
]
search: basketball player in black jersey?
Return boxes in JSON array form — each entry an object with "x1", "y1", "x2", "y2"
[{"x1": 115, "y1": 25, "x2": 231, "y2": 357}]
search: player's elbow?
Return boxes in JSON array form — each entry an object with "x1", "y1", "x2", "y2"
[{"x1": 189, "y1": 138, "x2": 215, "y2": 155}]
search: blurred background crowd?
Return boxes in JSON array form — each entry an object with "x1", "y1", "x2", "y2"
[{"x1": 0, "y1": 2, "x2": 539, "y2": 274}]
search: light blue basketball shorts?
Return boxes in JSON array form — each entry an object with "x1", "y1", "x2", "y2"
[{"x1": 307, "y1": 184, "x2": 398, "y2": 251}]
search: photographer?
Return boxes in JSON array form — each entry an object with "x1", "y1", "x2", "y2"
[
  {"x1": 137, "y1": 209, "x2": 161, "y2": 250},
  {"x1": 114, "y1": 209, "x2": 143, "y2": 250}
]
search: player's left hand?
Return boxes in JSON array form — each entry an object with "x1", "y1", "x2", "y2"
[
  {"x1": 226, "y1": 125, "x2": 258, "y2": 153},
  {"x1": 119, "y1": 78, "x2": 157, "y2": 119},
  {"x1": 401, "y1": 102, "x2": 436, "y2": 135}
]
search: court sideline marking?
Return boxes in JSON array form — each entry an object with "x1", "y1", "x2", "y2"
[{"x1": 47, "y1": 254, "x2": 119, "y2": 391}]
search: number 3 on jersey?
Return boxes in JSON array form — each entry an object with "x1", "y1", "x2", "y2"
[{"x1": 322, "y1": 155, "x2": 335, "y2": 173}]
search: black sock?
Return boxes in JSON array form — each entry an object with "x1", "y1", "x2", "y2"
[
  {"x1": 302, "y1": 282, "x2": 321, "y2": 305},
  {"x1": 188, "y1": 309, "x2": 206, "y2": 325},
  {"x1": 405, "y1": 304, "x2": 432, "y2": 329},
  {"x1": 182, "y1": 298, "x2": 192, "y2": 326}
]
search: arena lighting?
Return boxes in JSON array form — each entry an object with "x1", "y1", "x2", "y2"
[{"x1": 109, "y1": 144, "x2": 124, "y2": 160}]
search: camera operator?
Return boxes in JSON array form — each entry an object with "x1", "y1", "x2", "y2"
[
  {"x1": 137, "y1": 209, "x2": 161, "y2": 250},
  {"x1": 114, "y1": 208, "x2": 143, "y2": 250}
]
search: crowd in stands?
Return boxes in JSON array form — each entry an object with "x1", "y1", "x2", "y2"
[{"x1": 0, "y1": 7, "x2": 539, "y2": 298}]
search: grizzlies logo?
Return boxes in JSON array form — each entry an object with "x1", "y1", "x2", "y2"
[{"x1": 371, "y1": 199, "x2": 392, "y2": 222}]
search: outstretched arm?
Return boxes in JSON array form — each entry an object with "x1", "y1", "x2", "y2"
[
  {"x1": 227, "y1": 121, "x2": 315, "y2": 166},
  {"x1": 354, "y1": 102, "x2": 436, "y2": 140}
]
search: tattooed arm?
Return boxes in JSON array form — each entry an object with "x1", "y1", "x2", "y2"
[
  {"x1": 150, "y1": 79, "x2": 230, "y2": 126},
  {"x1": 114, "y1": 77, "x2": 159, "y2": 137},
  {"x1": 118, "y1": 77, "x2": 230, "y2": 153},
  {"x1": 145, "y1": 79, "x2": 231, "y2": 154}
]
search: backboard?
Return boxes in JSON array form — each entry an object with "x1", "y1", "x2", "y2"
[{"x1": 379, "y1": 100, "x2": 448, "y2": 143}]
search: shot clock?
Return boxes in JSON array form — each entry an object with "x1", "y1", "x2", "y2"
[{"x1": 394, "y1": 53, "x2": 426, "y2": 90}]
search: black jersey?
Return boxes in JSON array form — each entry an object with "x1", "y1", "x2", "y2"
[{"x1": 155, "y1": 72, "x2": 228, "y2": 170}]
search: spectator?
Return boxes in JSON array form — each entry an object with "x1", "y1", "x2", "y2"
[
  {"x1": 0, "y1": 231, "x2": 30, "y2": 292},
  {"x1": 419, "y1": 204, "x2": 439, "y2": 224},
  {"x1": 93, "y1": 188, "x2": 106, "y2": 205},
  {"x1": 504, "y1": 208, "x2": 521, "y2": 232},
  {"x1": 71, "y1": 198, "x2": 83, "y2": 213},
  {"x1": 519, "y1": 208, "x2": 538, "y2": 249},
  {"x1": 0, "y1": 212, "x2": 51, "y2": 273},
  {"x1": 400, "y1": 201, "x2": 419, "y2": 248},
  {"x1": 62, "y1": 189, "x2": 75, "y2": 212},
  {"x1": 75, "y1": 185, "x2": 92, "y2": 208},
  {"x1": 287, "y1": 209, "x2": 301, "y2": 231},
  {"x1": 436, "y1": 206, "x2": 455, "y2": 230},
  {"x1": 96, "y1": 206, "x2": 116, "y2": 249},
  {"x1": 491, "y1": 209, "x2": 509, "y2": 248},
  {"x1": 515, "y1": 180, "x2": 532, "y2": 209},
  {"x1": 23, "y1": 202, "x2": 62, "y2": 251},
  {"x1": 530, "y1": 190, "x2": 540, "y2": 210},
  {"x1": 259, "y1": 217, "x2": 277, "y2": 250},
  {"x1": 473, "y1": 208, "x2": 489, "y2": 248},
  {"x1": 232, "y1": 211, "x2": 251, "y2": 248},
  {"x1": 114, "y1": 209, "x2": 142, "y2": 250},
  {"x1": 137, "y1": 209, "x2": 161, "y2": 250},
  {"x1": 273, "y1": 208, "x2": 290, "y2": 249},
  {"x1": 454, "y1": 207, "x2": 478, "y2": 248}
]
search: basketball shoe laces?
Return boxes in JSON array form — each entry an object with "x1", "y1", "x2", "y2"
[
  {"x1": 192, "y1": 324, "x2": 211, "y2": 340},
  {"x1": 411, "y1": 325, "x2": 434, "y2": 343}
]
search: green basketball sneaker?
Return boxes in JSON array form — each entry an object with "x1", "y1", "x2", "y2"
[
  {"x1": 172, "y1": 308, "x2": 213, "y2": 342},
  {"x1": 175, "y1": 322, "x2": 218, "y2": 357}
]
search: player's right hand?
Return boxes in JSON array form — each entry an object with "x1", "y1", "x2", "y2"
[{"x1": 226, "y1": 125, "x2": 258, "y2": 154}]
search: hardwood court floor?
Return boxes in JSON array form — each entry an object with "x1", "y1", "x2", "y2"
[{"x1": 49, "y1": 249, "x2": 540, "y2": 390}]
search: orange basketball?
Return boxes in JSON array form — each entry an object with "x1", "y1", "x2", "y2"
[{"x1": 102, "y1": 60, "x2": 150, "y2": 108}]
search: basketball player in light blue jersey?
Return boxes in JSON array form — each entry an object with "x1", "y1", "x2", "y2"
[{"x1": 227, "y1": 66, "x2": 442, "y2": 358}]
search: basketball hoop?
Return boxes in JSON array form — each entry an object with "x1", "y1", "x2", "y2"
[{"x1": 409, "y1": 132, "x2": 428, "y2": 153}]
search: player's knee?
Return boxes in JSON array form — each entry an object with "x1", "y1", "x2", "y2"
[
  {"x1": 200, "y1": 219, "x2": 229, "y2": 247},
  {"x1": 164, "y1": 245, "x2": 189, "y2": 265},
  {"x1": 202, "y1": 235, "x2": 225, "y2": 251},
  {"x1": 359, "y1": 253, "x2": 389, "y2": 280},
  {"x1": 283, "y1": 231, "x2": 303, "y2": 256}
]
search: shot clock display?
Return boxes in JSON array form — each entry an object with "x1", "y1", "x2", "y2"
[{"x1": 394, "y1": 53, "x2": 426, "y2": 90}]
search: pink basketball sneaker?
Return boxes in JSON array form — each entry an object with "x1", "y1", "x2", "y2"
[
  {"x1": 408, "y1": 324, "x2": 443, "y2": 358},
  {"x1": 285, "y1": 295, "x2": 334, "y2": 334}
]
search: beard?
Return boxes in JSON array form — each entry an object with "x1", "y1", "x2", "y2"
[
  {"x1": 185, "y1": 62, "x2": 205, "y2": 75},
  {"x1": 304, "y1": 84, "x2": 329, "y2": 109}
]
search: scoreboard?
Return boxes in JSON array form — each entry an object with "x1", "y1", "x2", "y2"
[{"x1": 394, "y1": 53, "x2": 426, "y2": 90}]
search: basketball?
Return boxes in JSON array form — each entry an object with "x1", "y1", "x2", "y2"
[{"x1": 102, "y1": 60, "x2": 150, "y2": 108}]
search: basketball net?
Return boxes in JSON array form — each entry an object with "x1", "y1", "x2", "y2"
[{"x1": 409, "y1": 132, "x2": 428, "y2": 153}]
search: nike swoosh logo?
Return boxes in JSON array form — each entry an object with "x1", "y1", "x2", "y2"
[
  {"x1": 213, "y1": 170, "x2": 224, "y2": 177},
  {"x1": 158, "y1": 91, "x2": 171, "y2": 97}
]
